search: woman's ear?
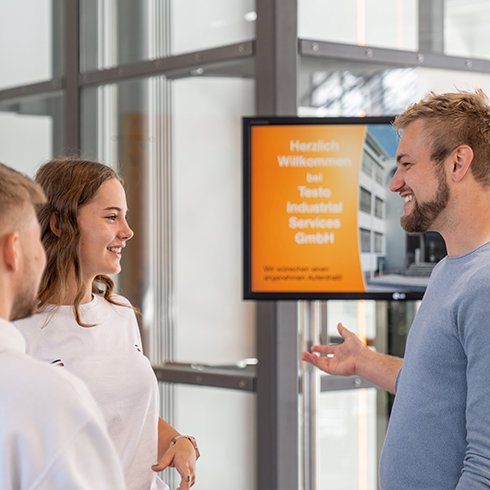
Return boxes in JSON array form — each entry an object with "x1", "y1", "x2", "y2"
[{"x1": 49, "y1": 213, "x2": 61, "y2": 237}]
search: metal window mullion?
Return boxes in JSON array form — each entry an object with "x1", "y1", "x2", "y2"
[
  {"x1": 300, "y1": 301, "x2": 321, "y2": 490},
  {"x1": 255, "y1": 2, "x2": 299, "y2": 488},
  {"x1": 146, "y1": 7, "x2": 175, "y2": 485},
  {"x1": 419, "y1": 0, "x2": 444, "y2": 53},
  {"x1": 299, "y1": 38, "x2": 490, "y2": 73},
  {"x1": 78, "y1": 41, "x2": 254, "y2": 87},
  {"x1": 148, "y1": 71, "x2": 175, "y2": 485},
  {"x1": 0, "y1": 80, "x2": 63, "y2": 102},
  {"x1": 64, "y1": 0, "x2": 81, "y2": 153}
]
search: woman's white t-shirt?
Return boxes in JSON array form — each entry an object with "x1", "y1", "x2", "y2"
[{"x1": 16, "y1": 294, "x2": 168, "y2": 490}]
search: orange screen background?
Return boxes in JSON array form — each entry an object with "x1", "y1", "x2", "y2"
[{"x1": 251, "y1": 124, "x2": 367, "y2": 293}]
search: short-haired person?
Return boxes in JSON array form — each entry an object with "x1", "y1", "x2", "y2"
[
  {"x1": 303, "y1": 89, "x2": 490, "y2": 488},
  {"x1": 15, "y1": 159, "x2": 198, "y2": 490},
  {"x1": 0, "y1": 162, "x2": 125, "y2": 489}
]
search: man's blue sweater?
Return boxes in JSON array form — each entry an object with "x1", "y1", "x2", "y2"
[{"x1": 380, "y1": 241, "x2": 490, "y2": 489}]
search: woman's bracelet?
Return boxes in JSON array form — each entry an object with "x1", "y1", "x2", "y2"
[{"x1": 169, "y1": 435, "x2": 200, "y2": 460}]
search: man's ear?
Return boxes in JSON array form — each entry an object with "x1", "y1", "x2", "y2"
[
  {"x1": 450, "y1": 145, "x2": 473, "y2": 183},
  {"x1": 1, "y1": 232, "x2": 20, "y2": 272},
  {"x1": 49, "y1": 212, "x2": 61, "y2": 237}
]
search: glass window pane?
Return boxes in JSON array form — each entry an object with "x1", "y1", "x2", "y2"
[
  {"x1": 80, "y1": 0, "x2": 152, "y2": 71},
  {"x1": 0, "y1": 0, "x2": 63, "y2": 90},
  {"x1": 81, "y1": 75, "x2": 256, "y2": 366},
  {"x1": 360, "y1": 188, "x2": 371, "y2": 214},
  {"x1": 172, "y1": 77, "x2": 256, "y2": 364},
  {"x1": 375, "y1": 163, "x2": 384, "y2": 184},
  {"x1": 361, "y1": 153, "x2": 373, "y2": 176},
  {"x1": 299, "y1": 62, "x2": 490, "y2": 118},
  {"x1": 161, "y1": 384, "x2": 256, "y2": 490},
  {"x1": 80, "y1": 83, "x2": 121, "y2": 163},
  {"x1": 298, "y1": 0, "x2": 418, "y2": 52},
  {"x1": 444, "y1": 0, "x2": 490, "y2": 60},
  {"x1": 360, "y1": 228, "x2": 371, "y2": 253},
  {"x1": 171, "y1": 0, "x2": 255, "y2": 56},
  {"x1": 0, "y1": 93, "x2": 64, "y2": 175},
  {"x1": 326, "y1": 300, "x2": 378, "y2": 341},
  {"x1": 81, "y1": 77, "x2": 255, "y2": 488},
  {"x1": 319, "y1": 388, "x2": 385, "y2": 489},
  {"x1": 374, "y1": 231, "x2": 383, "y2": 253},
  {"x1": 375, "y1": 197, "x2": 383, "y2": 219},
  {"x1": 415, "y1": 67, "x2": 490, "y2": 101},
  {"x1": 81, "y1": 76, "x2": 165, "y2": 362},
  {"x1": 299, "y1": 57, "x2": 490, "y2": 120},
  {"x1": 80, "y1": 0, "x2": 255, "y2": 71}
]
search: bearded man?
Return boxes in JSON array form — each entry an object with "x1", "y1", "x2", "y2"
[{"x1": 303, "y1": 90, "x2": 490, "y2": 488}]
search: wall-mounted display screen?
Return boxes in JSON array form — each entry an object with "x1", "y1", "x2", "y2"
[{"x1": 243, "y1": 116, "x2": 446, "y2": 300}]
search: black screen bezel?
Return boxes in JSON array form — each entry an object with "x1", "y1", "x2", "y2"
[{"x1": 243, "y1": 115, "x2": 426, "y2": 301}]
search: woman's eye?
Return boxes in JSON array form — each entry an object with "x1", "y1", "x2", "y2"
[{"x1": 106, "y1": 215, "x2": 117, "y2": 221}]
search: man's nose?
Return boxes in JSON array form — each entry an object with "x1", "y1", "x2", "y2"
[{"x1": 389, "y1": 168, "x2": 403, "y2": 193}]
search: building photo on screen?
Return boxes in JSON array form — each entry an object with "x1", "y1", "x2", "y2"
[{"x1": 243, "y1": 116, "x2": 446, "y2": 301}]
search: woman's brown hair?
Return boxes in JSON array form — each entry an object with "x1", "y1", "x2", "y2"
[{"x1": 35, "y1": 158, "x2": 129, "y2": 327}]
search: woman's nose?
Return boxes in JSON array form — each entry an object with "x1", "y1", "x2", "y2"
[{"x1": 119, "y1": 220, "x2": 134, "y2": 241}]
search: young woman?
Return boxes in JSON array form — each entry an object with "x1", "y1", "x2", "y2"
[{"x1": 16, "y1": 159, "x2": 198, "y2": 490}]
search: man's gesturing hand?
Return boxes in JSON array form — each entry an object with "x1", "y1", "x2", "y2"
[{"x1": 301, "y1": 323, "x2": 366, "y2": 377}]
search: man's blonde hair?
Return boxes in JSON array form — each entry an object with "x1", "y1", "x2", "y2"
[
  {"x1": 394, "y1": 89, "x2": 490, "y2": 186},
  {"x1": 0, "y1": 162, "x2": 45, "y2": 232}
]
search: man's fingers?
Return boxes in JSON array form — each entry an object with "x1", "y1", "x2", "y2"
[
  {"x1": 337, "y1": 322, "x2": 352, "y2": 338},
  {"x1": 301, "y1": 351, "x2": 312, "y2": 362},
  {"x1": 310, "y1": 344, "x2": 336, "y2": 355},
  {"x1": 303, "y1": 350, "x2": 330, "y2": 367},
  {"x1": 302, "y1": 351, "x2": 319, "y2": 363}
]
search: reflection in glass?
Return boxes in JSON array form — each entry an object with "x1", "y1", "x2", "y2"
[
  {"x1": 299, "y1": 62, "x2": 417, "y2": 117},
  {"x1": 0, "y1": 0, "x2": 63, "y2": 90},
  {"x1": 0, "y1": 93, "x2": 64, "y2": 175},
  {"x1": 298, "y1": 0, "x2": 417, "y2": 52}
]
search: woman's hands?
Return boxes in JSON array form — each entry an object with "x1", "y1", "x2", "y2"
[
  {"x1": 152, "y1": 436, "x2": 197, "y2": 489},
  {"x1": 153, "y1": 418, "x2": 197, "y2": 489}
]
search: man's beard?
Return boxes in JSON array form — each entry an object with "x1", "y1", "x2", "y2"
[
  {"x1": 10, "y1": 262, "x2": 39, "y2": 322},
  {"x1": 400, "y1": 170, "x2": 450, "y2": 234},
  {"x1": 10, "y1": 288, "x2": 38, "y2": 322}
]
